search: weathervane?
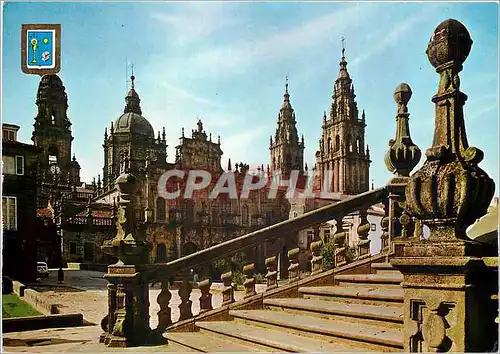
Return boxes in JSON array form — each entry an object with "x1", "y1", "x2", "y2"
[{"x1": 341, "y1": 36, "x2": 346, "y2": 56}]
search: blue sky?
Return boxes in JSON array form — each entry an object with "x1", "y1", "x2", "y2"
[{"x1": 2, "y1": 2, "x2": 499, "y2": 192}]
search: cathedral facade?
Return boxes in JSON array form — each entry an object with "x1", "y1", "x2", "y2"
[{"x1": 25, "y1": 44, "x2": 375, "y2": 276}]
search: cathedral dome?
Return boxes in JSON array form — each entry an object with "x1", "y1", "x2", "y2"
[
  {"x1": 114, "y1": 112, "x2": 154, "y2": 138},
  {"x1": 113, "y1": 74, "x2": 154, "y2": 138}
]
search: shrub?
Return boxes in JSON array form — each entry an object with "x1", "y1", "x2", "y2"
[
  {"x1": 321, "y1": 241, "x2": 335, "y2": 270},
  {"x1": 232, "y1": 271, "x2": 245, "y2": 286}
]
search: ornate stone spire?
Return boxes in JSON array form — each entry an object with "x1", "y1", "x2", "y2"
[
  {"x1": 270, "y1": 76, "x2": 304, "y2": 174},
  {"x1": 385, "y1": 83, "x2": 421, "y2": 177},
  {"x1": 405, "y1": 19, "x2": 495, "y2": 241},
  {"x1": 124, "y1": 73, "x2": 142, "y2": 115},
  {"x1": 330, "y1": 41, "x2": 359, "y2": 122}
]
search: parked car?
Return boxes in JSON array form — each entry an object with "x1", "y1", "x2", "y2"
[{"x1": 37, "y1": 262, "x2": 50, "y2": 277}]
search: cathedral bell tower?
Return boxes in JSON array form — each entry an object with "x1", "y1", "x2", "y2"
[
  {"x1": 315, "y1": 42, "x2": 371, "y2": 195},
  {"x1": 31, "y1": 74, "x2": 79, "y2": 185},
  {"x1": 269, "y1": 78, "x2": 305, "y2": 178}
]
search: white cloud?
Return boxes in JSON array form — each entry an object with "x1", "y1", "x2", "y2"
[
  {"x1": 349, "y1": 6, "x2": 438, "y2": 68},
  {"x1": 161, "y1": 4, "x2": 374, "y2": 79},
  {"x1": 151, "y1": 2, "x2": 244, "y2": 45},
  {"x1": 159, "y1": 81, "x2": 223, "y2": 107}
]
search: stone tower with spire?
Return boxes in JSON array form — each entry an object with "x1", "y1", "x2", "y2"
[
  {"x1": 31, "y1": 74, "x2": 81, "y2": 185},
  {"x1": 315, "y1": 43, "x2": 371, "y2": 195},
  {"x1": 102, "y1": 73, "x2": 167, "y2": 188},
  {"x1": 269, "y1": 78, "x2": 305, "y2": 177}
]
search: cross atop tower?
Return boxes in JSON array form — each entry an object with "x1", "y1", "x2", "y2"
[
  {"x1": 341, "y1": 37, "x2": 346, "y2": 57},
  {"x1": 130, "y1": 63, "x2": 135, "y2": 89},
  {"x1": 285, "y1": 74, "x2": 289, "y2": 93}
]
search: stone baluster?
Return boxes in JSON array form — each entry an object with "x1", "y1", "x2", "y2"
[
  {"x1": 287, "y1": 248, "x2": 300, "y2": 283},
  {"x1": 333, "y1": 215, "x2": 347, "y2": 267},
  {"x1": 413, "y1": 218, "x2": 423, "y2": 240},
  {"x1": 357, "y1": 208, "x2": 371, "y2": 259},
  {"x1": 221, "y1": 271, "x2": 235, "y2": 306},
  {"x1": 384, "y1": 82, "x2": 421, "y2": 255},
  {"x1": 265, "y1": 256, "x2": 278, "y2": 291},
  {"x1": 156, "y1": 281, "x2": 172, "y2": 331},
  {"x1": 310, "y1": 240, "x2": 323, "y2": 275},
  {"x1": 198, "y1": 278, "x2": 213, "y2": 313},
  {"x1": 178, "y1": 272, "x2": 193, "y2": 321},
  {"x1": 392, "y1": 19, "x2": 496, "y2": 352},
  {"x1": 399, "y1": 211, "x2": 414, "y2": 239},
  {"x1": 243, "y1": 264, "x2": 256, "y2": 298},
  {"x1": 380, "y1": 199, "x2": 390, "y2": 252}
]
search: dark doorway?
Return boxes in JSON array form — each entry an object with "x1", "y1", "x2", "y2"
[{"x1": 279, "y1": 245, "x2": 289, "y2": 280}]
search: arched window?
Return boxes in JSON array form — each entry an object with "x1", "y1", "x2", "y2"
[
  {"x1": 335, "y1": 135, "x2": 340, "y2": 151},
  {"x1": 357, "y1": 137, "x2": 363, "y2": 154},
  {"x1": 156, "y1": 197, "x2": 166, "y2": 221},
  {"x1": 242, "y1": 205, "x2": 249, "y2": 225},
  {"x1": 156, "y1": 243, "x2": 167, "y2": 263},
  {"x1": 327, "y1": 137, "x2": 332, "y2": 153},
  {"x1": 347, "y1": 134, "x2": 352, "y2": 152}
]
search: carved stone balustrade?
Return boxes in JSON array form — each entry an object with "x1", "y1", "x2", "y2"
[
  {"x1": 265, "y1": 256, "x2": 278, "y2": 291},
  {"x1": 310, "y1": 240, "x2": 323, "y2": 275},
  {"x1": 198, "y1": 278, "x2": 213, "y2": 313},
  {"x1": 287, "y1": 248, "x2": 300, "y2": 283},
  {"x1": 221, "y1": 271, "x2": 235, "y2": 306},
  {"x1": 243, "y1": 263, "x2": 256, "y2": 298},
  {"x1": 156, "y1": 281, "x2": 172, "y2": 331},
  {"x1": 356, "y1": 208, "x2": 370, "y2": 259},
  {"x1": 178, "y1": 272, "x2": 193, "y2": 321},
  {"x1": 333, "y1": 215, "x2": 347, "y2": 267}
]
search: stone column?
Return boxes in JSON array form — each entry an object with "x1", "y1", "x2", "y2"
[
  {"x1": 384, "y1": 83, "x2": 421, "y2": 256},
  {"x1": 100, "y1": 167, "x2": 157, "y2": 347},
  {"x1": 391, "y1": 19, "x2": 497, "y2": 352}
]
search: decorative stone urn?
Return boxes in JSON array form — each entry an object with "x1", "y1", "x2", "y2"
[
  {"x1": 404, "y1": 19, "x2": 495, "y2": 243},
  {"x1": 391, "y1": 19, "x2": 498, "y2": 353}
]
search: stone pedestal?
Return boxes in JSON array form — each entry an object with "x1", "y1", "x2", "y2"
[
  {"x1": 100, "y1": 264, "x2": 151, "y2": 347},
  {"x1": 392, "y1": 242, "x2": 498, "y2": 352}
]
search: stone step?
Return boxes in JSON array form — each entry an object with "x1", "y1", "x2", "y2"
[
  {"x1": 229, "y1": 309, "x2": 404, "y2": 351},
  {"x1": 264, "y1": 297, "x2": 403, "y2": 328},
  {"x1": 197, "y1": 321, "x2": 367, "y2": 352},
  {"x1": 299, "y1": 286, "x2": 403, "y2": 306},
  {"x1": 371, "y1": 263, "x2": 401, "y2": 275},
  {"x1": 167, "y1": 331, "x2": 268, "y2": 352},
  {"x1": 335, "y1": 274, "x2": 403, "y2": 288}
]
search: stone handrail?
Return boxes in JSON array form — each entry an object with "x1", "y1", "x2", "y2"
[{"x1": 148, "y1": 187, "x2": 388, "y2": 278}]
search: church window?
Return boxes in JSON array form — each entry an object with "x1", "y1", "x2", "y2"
[
  {"x1": 347, "y1": 135, "x2": 352, "y2": 152},
  {"x1": 327, "y1": 137, "x2": 332, "y2": 153},
  {"x1": 156, "y1": 197, "x2": 166, "y2": 221},
  {"x1": 357, "y1": 137, "x2": 363, "y2": 154},
  {"x1": 335, "y1": 135, "x2": 340, "y2": 151}
]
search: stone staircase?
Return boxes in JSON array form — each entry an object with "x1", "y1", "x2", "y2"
[{"x1": 167, "y1": 262, "x2": 404, "y2": 352}]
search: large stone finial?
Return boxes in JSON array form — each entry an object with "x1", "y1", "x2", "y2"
[
  {"x1": 405, "y1": 19, "x2": 495, "y2": 241},
  {"x1": 384, "y1": 83, "x2": 421, "y2": 177}
]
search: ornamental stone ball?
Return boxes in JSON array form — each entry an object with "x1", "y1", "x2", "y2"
[
  {"x1": 394, "y1": 83, "x2": 412, "y2": 107},
  {"x1": 115, "y1": 171, "x2": 138, "y2": 196},
  {"x1": 426, "y1": 19, "x2": 473, "y2": 69}
]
